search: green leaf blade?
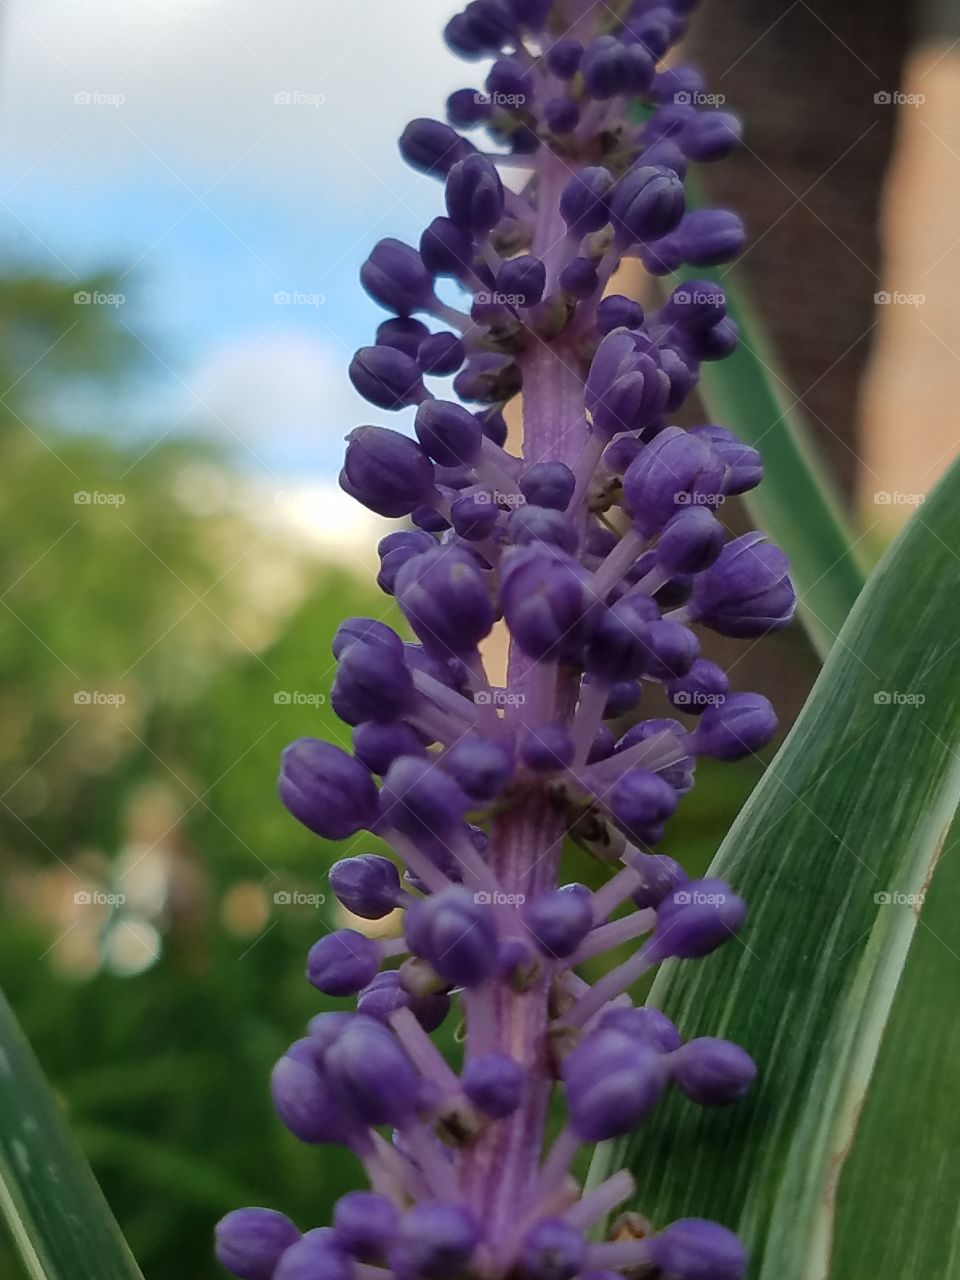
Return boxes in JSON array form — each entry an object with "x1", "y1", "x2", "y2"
[
  {"x1": 0, "y1": 990, "x2": 144, "y2": 1280},
  {"x1": 621, "y1": 455, "x2": 960, "y2": 1278}
]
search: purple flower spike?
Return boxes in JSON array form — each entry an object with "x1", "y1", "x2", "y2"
[
  {"x1": 278, "y1": 739, "x2": 378, "y2": 840},
  {"x1": 671, "y1": 1037, "x2": 757, "y2": 1106},
  {"x1": 333, "y1": 1191, "x2": 399, "y2": 1262},
  {"x1": 307, "y1": 930, "x2": 380, "y2": 996},
  {"x1": 519, "y1": 1219, "x2": 587, "y2": 1280},
  {"x1": 215, "y1": 1208, "x2": 301, "y2": 1280},
  {"x1": 646, "y1": 1218, "x2": 748, "y2": 1280},
  {"x1": 273, "y1": 1230, "x2": 353, "y2": 1280},
  {"x1": 390, "y1": 1202, "x2": 480, "y2": 1280},
  {"x1": 462, "y1": 1051, "x2": 526, "y2": 1117}
]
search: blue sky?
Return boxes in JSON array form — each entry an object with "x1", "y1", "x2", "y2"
[{"x1": 0, "y1": 0, "x2": 482, "y2": 477}]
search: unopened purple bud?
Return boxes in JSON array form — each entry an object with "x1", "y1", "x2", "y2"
[
  {"x1": 270, "y1": 1052, "x2": 352, "y2": 1145},
  {"x1": 622, "y1": 427, "x2": 724, "y2": 536},
  {"x1": 581, "y1": 36, "x2": 653, "y2": 99},
  {"x1": 558, "y1": 256, "x2": 599, "y2": 299},
  {"x1": 666, "y1": 659, "x2": 729, "y2": 716},
  {"x1": 608, "y1": 768, "x2": 678, "y2": 841},
  {"x1": 524, "y1": 886, "x2": 593, "y2": 958},
  {"x1": 520, "y1": 724, "x2": 575, "y2": 772},
  {"x1": 279, "y1": 739, "x2": 378, "y2": 840},
  {"x1": 596, "y1": 294, "x2": 645, "y2": 334},
  {"x1": 501, "y1": 548, "x2": 590, "y2": 663},
  {"x1": 400, "y1": 118, "x2": 473, "y2": 176},
  {"x1": 565, "y1": 1031, "x2": 667, "y2": 1139},
  {"x1": 447, "y1": 87, "x2": 491, "y2": 127},
  {"x1": 682, "y1": 110, "x2": 743, "y2": 162},
  {"x1": 215, "y1": 1208, "x2": 301, "y2": 1280},
  {"x1": 329, "y1": 854, "x2": 404, "y2": 919},
  {"x1": 678, "y1": 209, "x2": 746, "y2": 266},
  {"x1": 588, "y1": 723, "x2": 616, "y2": 763},
  {"x1": 332, "y1": 640, "x2": 414, "y2": 725},
  {"x1": 450, "y1": 491, "x2": 501, "y2": 540},
  {"x1": 544, "y1": 96, "x2": 580, "y2": 134},
  {"x1": 585, "y1": 332, "x2": 667, "y2": 437},
  {"x1": 689, "y1": 425, "x2": 762, "y2": 495},
  {"x1": 507, "y1": 504, "x2": 578, "y2": 554},
  {"x1": 353, "y1": 721, "x2": 425, "y2": 775},
  {"x1": 689, "y1": 532, "x2": 795, "y2": 636},
  {"x1": 646, "y1": 1219, "x2": 747, "y2": 1280},
  {"x1": 652, "y1": 63, "x2": 705, "y2": 104},
  {"x1": 610, "y1": 164, "x2": 685, "y2": 245},
  {"x1": 349, "y1": 345, "x2": 426, "y2": 410},
  {"x1": 517, "y1": 462, "x2": 574, "y2": 511},
  {"x1": 404, "y1": 887, "x2": 498, "y2": 987},
  {"x1": 395, "y1": 546, "x2": 495, "y2": 655},
  {"x1": 420, "y1": 216, "x2": 476, "y2": 279},
  {"x1": 547, "y1": 38, "x2": 583, "y2": 79},
  {"x1": 307, "y1": 930, "x2": 380, "y2": 996},
  {"x1": 415, "y1": 400, "x2": 483, "y2": 467},
  {"x1": 692, "y1": 692, "x2": 777, "y2": 760},
  {"x1": 487, "y1": 55, "x2": 530, "y2": 101},
  {"x1": 599, "y1": 1004, "x2": 682, "y2": 1051},
  {"x1": 442, "y1": 734, "x2": 514, "y2": 803},
  {"x1": 446, "y1": 154, "x2": 505, "y2": 234},
  {"x1": 419, "y1": 331, "x2": 465, "y2": 375},
  {"x1": 361, "y1": 239, "x2": 435, "y2": 317},
  {"x1": 273, "y1": 1230, "x2": 353, "y2": 1280},
  {"x1": 603, "y1": 677, "x2": 642, "y2": 717},
  {"x1": 332, "y1": 617, "x2": 403, "y2": 660},
  {"x1": 671, "y1": 1037, "x2": 756, "y2": 1106},
  {"x1": 379, "y1": 756, "x2": 472, "y2": 851},
  {"x1": 583, "y1": 600, "x2": 649, "y2": 681},
  {"x1": 497, "y1": 254, "x2": 546, "y2": 307},
  {"x1": 356, "y1": 970, "x2": 410, "y2": 1022},
  {"x1": 462, "y1": 1051, "x2": 525, "y2": 1117},
  {"x1": 325, "y1": 1016, "x2": 421, "y2": 1127},
  {"x1": 333, "y1": 1192, "x2": 399, "y2": 1262},
  {"x1": 560, "y1": 167, "x2": 614, "y2": 236},
  {"x1": 653, "y1": 878, "x2": 747, "y2": 960},
  {"x1": 341, "y1": 426, "x2": 436, "y2": 518},
  {"x1": 377, "y1": 317, "x2": 431, "y2": 359},
  {"x1": 519, "y1": 1219, "x2": 587, "y2": 1280},
  {"x1": 643, "y1": 620, "x2": 700, "y2": 680},
  {"x1": 378, "y1": 531, "x2": 437, "y2": 595},
  {"x1": 628, "y1": 851, "x2": 689, "y2": 910},
  {"x1": 695, "y1": 316, "x2": 740, "y2": 361},
  {"x1": 389, "y1": 1202, "x2": 479, "y2": 1280},
  {"x1": 662, "y1": 279, "x2": 726, "y2": 332},
  {"x1": 658, "y1": 509, "x2": 724, "y2": 574}
]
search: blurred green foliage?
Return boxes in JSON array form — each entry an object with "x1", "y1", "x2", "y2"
[{"x1": 0, "y1": 270, "x2": 800, "y2": 1278}]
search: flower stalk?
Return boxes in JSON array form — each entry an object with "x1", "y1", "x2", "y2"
[{"x1": 215, "y1": 2, "x2": 798, "y2": 1278}]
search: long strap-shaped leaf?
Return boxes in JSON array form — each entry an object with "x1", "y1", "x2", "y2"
[
  {"x1": 622, "y1": 454, "x2": 960, "y2": 1278},
  {"x1": 0, "y1": 989, "x2": 144, "y2": 1279}
]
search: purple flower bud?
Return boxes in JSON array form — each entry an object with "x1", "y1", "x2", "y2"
[
  {"x1": 581, "y1": 36, "x2": 653, "y2": 99},
  {"x1": 679, "y1": 209, "x2": 746, "y2": 266},
  {"x1": 330, "y1": 854, "x2": 404, "y2": 919},
  {"x1": 519, "y1": 1219, "x2": 587, "y2": 1280},
  {"x1": 500, "y1": 548, "x2": 590, "y2": 663},
  {"x1": 599, "y1": 1004, "x2": 683, "y2": 1051},
  {"x1": 547, "y1": 38, "x2": 583, "y2": 79},
  {"x1": 379, "y1": 755, "x2": 472, "y2": 849},
  {"x1": 558, "y1": 256, "x2": 599, "y2": 299},
  {"x1": 666, "y1": 659, "x2": 729, "y2": 716},
  {"x1": 622, "y1": 427, "x2": 725, "y2": 536},
  {"x1": 508, "y1": 0, "x2": 552, "y2": 30},
  {"x1": 377, "y1": 316, "x2": 430, "y2": 359},
  {"x1": 450, "y1": 491, "x2": 500, "y2": 540},
  {"x1": 477, "y1": 406, "x2": 508, "y2": 446},
  {"x1": 307, "y1": 930, "x2": 380, "y2": 996},
  {"x1": 279, "y1": 739, "x2": 378, "y2": 840},
  {"x1": 689, "y1": 532, "x2": 795, "y2": 636},
  {"x1": 487, "y1": 55, "x2": 530, "y2": 101},
  {"x1": 682, "y1": 110, "x2": 743, "y2": 162},
  {"x1": 507, "y1": 504, "x2": 579, "y2": 554},
  {"x1": 497, "y1": 254, "x2": 546, "y2": 307},
  {"x1": 332, "y1": 640, "x2": 414, "y2": 725},
  {"x1": 658, "y1": 509, "x2": 724, "y2": 575},
  {"x1": 305, "y1": 1012, "x2": 354, "y2": 1057},
  {"x1": 565, "y1": 1031, "x2": 667, "y2": 1139},
  {"x1": 447, "y1": 87, "x2": 491, "y2": 127},
  {"x1": 356, "y1": 969, "x2": 410, "y2": 1022},
  {"x1": 653, "y1": 878, "x2": 747, "y2": 960},
  {"x1": 400, "y1": 118, "x2": 473, "y2": 176},
  {"x1": 559, "y1": 167, "x2": 614, "y2": 236},
  {"x1": 691, "y1": 692, "x2": 777, "y2": 760},
  {"x1": 341, "y1": 426, "x2": 436, "y2": 519},
  {"x1": 524, "y1": 887, "x2": 593, "y2": 958},
  {"x1": 517, "y1": 462, "x2": 574, "y2": 511},
  {"x1": 442, "y1": 734, "x2": 514, "y2": 803},
  {"x1": 420, "y1": 216, "x2": 476, "y2": 278},
  {"x1": 614, "y1": 718, "x2": 694, "y2": 794},
  {"x1": 361, "y1": 238, "x2": 435, "y2": 317},
  {"x1": 671, "y1": 1037, "x2": 756, "y2": 1106},
  {"x1": 333, "y1": 1191, "x2": 399, "y2": 1262},
  {"x1": 395, "y1": 546, "x2": 495, "y2": 655},
  {"x1": 404, "y1": 887, "x2": 498, "y2": 987},
  {"x1": 544, "y1": 96, "x2": 580, "y2": 134},
  {"x1": 689, "y1": 425, "x2": 762, "y2": 495},
  {"x1": 695, "y1": 316, "x2": 740, "y2": 361},
  {"x1": 652, "y1": 63, "x2": 705, "y2": 105},
  {"x1": 520, "y1": 724, "x2": 575, "y2": 772},
  {"x1": 332, "y1": 616, "x2": 403, "y2": 660},
  {"x1": 608, "y1": 768, "x2": 678, "y2": 841},
  {"x1": 642, "y1": 620, "x2": 700, "y2": 680},
  {"x1": 415, "y1": 400, "x2": 483, "y2": 467},
  {"x1": 646, "y1": 1219, "x2": 747, "y2": 1280},
  {"x1": 325, "y1": 1016, "x2": 421, "y2": 1127},
  {"x1": 610, "y1": 164, "x2": 685, "y2": 245},
  {"x1": 628, "y1": 851, "x2": 689, "y2": 910},
  {"x1": 588, "y1": 723, "x2": 616, "y2": 763},
  {"x1": 603, "y1": 677, "x2": 642, "y2": 717},
  {"x1": 596, "y1": 294, "x2": 645, "y2": 334},
  {"x1": 419, "y1": 331, "x2": 465, "y2": 375},
  {"x1": 353, "y1": 721, "x2": 425, "y2": 775},
  {"x1": 661, "y1": 279, "x2": 726, "y2": 332},
  {"x1": 462, "y1": 1051, "x2": 525, "y2": 1117},
  {"x1": 270, "y1": 1052, "x2": 353, "y2": 1145},
  {"x1": 215, "y1": 1208, "x2": 301, "y2": 1280},
  {"x1": 349, "y1": 345, "x2": 427, "y2": 410},
  {"x1": 446, "y1": 154, "x2": 505, "y2": 234},
  {"x1": 389, "y1": 1202, "x2": 479, "y2": 1280},
  {"x1": 585, "y1": 334, "x2": 667, "y2": 439},
  {"x1": 273, "y1": 1230, "x2": 353, "y2": 1280}
]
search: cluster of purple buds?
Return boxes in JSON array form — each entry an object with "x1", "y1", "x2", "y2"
[{"x1": 217, "y1": 1, "x2": 796, "y2": 1278}]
